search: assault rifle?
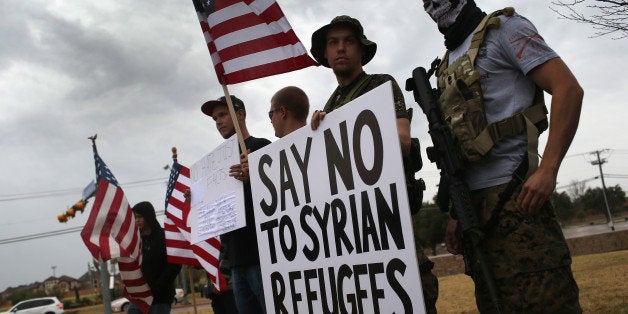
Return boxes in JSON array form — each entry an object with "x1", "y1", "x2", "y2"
[{"x1": 406, "y1": 63, "x2": 503, "y2": 314}]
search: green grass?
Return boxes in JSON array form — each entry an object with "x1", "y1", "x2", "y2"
[{"x1": 436, "y1": 250, "x2": 628, "y2": 313}]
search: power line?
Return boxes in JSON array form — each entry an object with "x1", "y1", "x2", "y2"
[
  {"x1": 0, "y1": 226, "x2": 85, "y2": 245},
  {"x1": 565, "y1": 148, "x2": 628, "y2": 159},
  {"x1": 556, "y1": 176, "x2": 599, "y2": 191},
  {"x1": 605, "y1": 174, "x2": 628, "y2": 179},
  {"x1": 0, "y1": 177, "x2": 168, "y2": 202},
  {"x1": 0, "y1": 210, "x2": 165, "y2": 246}
]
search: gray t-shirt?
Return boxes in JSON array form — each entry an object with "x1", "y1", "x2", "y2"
[{"x1": 448, "y1": 13, "x2": 558, "y2": 190}]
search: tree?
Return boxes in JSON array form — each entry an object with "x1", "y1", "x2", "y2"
[
  {"x1": 413, "y1": 204, "x2": 449, "y2": 255},
  {"x1": 550, "y1": 0, "x2": 628, "y2": 38},
  {"x1": 580, "y1": 185, "x2": 626, "y2": 217},
  {"x1": 551, "y1": 191, "x2": 575, "y2": 224},
  {"x1": 48, "y1": 285, "x2": 65, "y2": 301},
  {"x1": 567, "y1": 179, "x2": 587, "y2": 201}
]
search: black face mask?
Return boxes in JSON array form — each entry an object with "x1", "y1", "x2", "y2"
[{"x1": 424, "y1": 0, "x2": 486, "y2": 50}]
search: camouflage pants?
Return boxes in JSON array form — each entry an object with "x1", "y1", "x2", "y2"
[
  {"x1": 413, "y1": 219, "x2": 439, "y2": 314},
  {"x1": 475, "y1": 265, "x2": 581, "y2": 313},
  {"x1": 467, "y1": 183, "x2": 581, "y2": 313}
]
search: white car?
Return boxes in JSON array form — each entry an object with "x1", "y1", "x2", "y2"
[
  {"x1": 110, "y1": 297, "x2": 130, "y2": 313},
  {"x1": 111, "y1": 289, "x2": 185, "y2": 312},
  {"x1": 2, "y1": 297, "x2": 64, "y2": 314}
]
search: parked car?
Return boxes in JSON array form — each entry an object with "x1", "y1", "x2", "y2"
[
  {"x1": 110, "y1": 288, "x2": 185, "y2": 312},
  {"x1": 1, "y1": 296, "x2": 64, "y2": 314},
  {"x1": 110, "y1": 297, "x2": 130, "y2": 313}
]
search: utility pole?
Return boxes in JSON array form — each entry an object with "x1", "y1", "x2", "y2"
[
  {"x1": 591, "y1": 150, "x2": 614, "y2": 231},
  {"x1": 100, "y1": 258, "x2": 112, "y2": 314}
]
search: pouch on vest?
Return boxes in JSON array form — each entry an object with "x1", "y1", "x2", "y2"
[{"x1": 437, "y1": 54, "x2": 487, "y2": 162}]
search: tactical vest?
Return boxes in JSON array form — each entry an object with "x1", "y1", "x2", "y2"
[{"x1": 435, "y1": 7, "x2": 548, "y2": 178}]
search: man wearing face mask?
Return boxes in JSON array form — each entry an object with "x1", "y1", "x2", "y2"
[{"x1": 421, "y1": 0, "x2": 583, "y2": 312}]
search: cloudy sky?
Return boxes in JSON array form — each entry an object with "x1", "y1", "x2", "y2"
[{"x1": 1, "y1": 0, "x2": 626, "y2": 292}]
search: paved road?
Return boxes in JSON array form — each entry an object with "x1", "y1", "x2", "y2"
[{"x1": 562, "y1": 220, "x2": 627, "y2": 238}]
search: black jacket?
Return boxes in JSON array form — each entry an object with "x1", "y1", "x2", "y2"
[{"x1": 133, "y1": 201, "x2": 182, "y2": 304}]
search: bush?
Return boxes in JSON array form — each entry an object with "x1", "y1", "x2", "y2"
[{"x1": 80, "y1": 297, "x2": 93, "y2": 306}]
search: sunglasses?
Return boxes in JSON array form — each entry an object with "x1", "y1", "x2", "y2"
[{"x1": 268, "y1": 107, "x2": 281, "y2": 119}]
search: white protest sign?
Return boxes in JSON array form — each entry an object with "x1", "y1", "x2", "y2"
[
  {"x1": 249, "y1": 82, "x2": 425, "y2": 313},
  {"x1": 190, "y1": 134, "x2": 246, "y2": 244}
]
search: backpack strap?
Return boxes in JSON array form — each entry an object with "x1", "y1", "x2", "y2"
[
  {"x1": 468, "y1": 7, "x2": 515, "y2": 65},
  {"x1": 435, "y1": 52, "x2": 449, "y2": 78},
  {"x1": 323, "y1": 74, "x2": 374, "y2": 112}
]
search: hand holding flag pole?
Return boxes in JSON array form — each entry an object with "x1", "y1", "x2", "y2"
[{"x1": 191, "y1": 0, "x2": 318, "y2": 153}]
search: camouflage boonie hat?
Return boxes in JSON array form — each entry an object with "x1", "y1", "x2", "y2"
[{"x1": 310, "y1": 15, "x2": 377, "y2": 67}]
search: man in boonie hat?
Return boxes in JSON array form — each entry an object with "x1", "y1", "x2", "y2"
[{"x1": 309, "y1": 15, "x2": 440, "y2": 314}]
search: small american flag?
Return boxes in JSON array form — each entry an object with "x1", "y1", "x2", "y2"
[
  {"x1": 192, "y1": 0, "x2": 317, "y2": 84},
  {"x1": 164, "y1": 161, "x2": 227, "y2": 291},
  {"x1": 80, "y1": 145, "x2": 153, "y2": 313}
]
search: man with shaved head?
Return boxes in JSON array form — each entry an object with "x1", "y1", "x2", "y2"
[
  {"x1": 421, "y1": 0, "x2": 583, "y2": 312},
  {"x1": 268, "y1": 86, "x2": 309, "y2": 138}
]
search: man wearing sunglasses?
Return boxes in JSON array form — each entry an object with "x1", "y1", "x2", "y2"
[{"x1": 268, "y1": 86, "x2": 310, "y2": 138}]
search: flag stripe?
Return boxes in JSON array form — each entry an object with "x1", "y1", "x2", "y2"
[
  {"x1": 222, "y1": 43, "x2": 307, "y2": 74},
  {"x1": 223, "y1": 54, "x2": 316, "y2": 85},
  {"x1": 212, "y1": 29, "x2": 301, "y2": 65},
  {"x1": 194, "y1": 0, "x2": 317, "y2": 84}
]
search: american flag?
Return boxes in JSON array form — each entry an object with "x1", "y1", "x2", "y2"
[
  {"x1": 192, "y1": 0, "x2": 317, "y2": 84},
  {"x1": 164, "y1": 161, "x2": 227, "y2": 291},
  {"x1": 80, "y1": 146, "x2": 153, "y2": 313}
]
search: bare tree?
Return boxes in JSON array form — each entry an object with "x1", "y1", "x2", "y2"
[
  {"x1": 567, "y1": 179, "x2": 587, "y2": 201},
  {"x1": 551, "y1": 0, "x2": 628, "y2": 38}
]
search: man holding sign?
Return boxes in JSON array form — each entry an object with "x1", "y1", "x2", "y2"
[
  {"x1": 309, "y1": 15, "x2": 438, "y2": 313},
  {"x1": 201, "y1": 95, "x2": 271, "y2": 313}
]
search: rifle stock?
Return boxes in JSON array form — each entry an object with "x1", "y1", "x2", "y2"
[{"x1": 406, "y1": 66, "x2": 503, "y2": 313}]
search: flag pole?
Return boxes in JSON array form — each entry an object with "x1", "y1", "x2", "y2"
[
  {"x1": 188, "y1": 267, "x2": 198, "y2": 314},
  {"x1": 88, "y1": 135, "x2": 113, "y2": 314},
  {"x1": 221, "y1": 84, "x2": 248, "y2": 156},
  {"x1": 171, "y1": 148, "x2": 198, "y2": 314}
]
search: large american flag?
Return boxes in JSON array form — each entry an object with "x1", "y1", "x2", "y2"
[
  {"x1": 192, "y1": 0, "x2": 317, "y2": 84},
  {"x1": 164, "y1": 161, "x2": 227, "y2": 291},
  {"x1": 80, "y1": 146, "x2": 152, "y2": 313}
]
